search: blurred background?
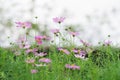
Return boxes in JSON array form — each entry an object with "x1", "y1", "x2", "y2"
[{"x1": 0, "y1": 0, "x2": 120, "y2": 47}]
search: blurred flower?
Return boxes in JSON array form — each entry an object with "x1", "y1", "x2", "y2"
[
  {"x1": 72, "y1": 49, "x2": 81, "y2": 53},
  {"x1": 74, "y1": 50, "x2": 86, "y2": 59},
  {"x1": 31, "y1": 69, "x2": 38, "y2": 74},
  {"x1": 80, "y1": 39, "x2": 90, "y2": 47},
  {"x1": 15, "y1": 22, "x2": 31, "y2": 28},
  {"x1": 58, "y1": 48, "x2": 70, "y2": 55},
  {"x1": 17, "y1": 36, "x2": 30, "y2": 49},
  {"x1": 25, "y1": 59, "x2": 35, "y2": 64},
  {"x1": 26, "y1": 49, "x2": 33, "y2": 54},
  {"x1": 62, "y1": 49, "x2": 70, "y2": 55},
  {"x1": 35, "y1": 36, "x2": 42, "y2": 45},
  {"x1": 53, "y1": 17, "x2": 65, "y2": 24},
  {"x1": 19, "y1": 44, "x2": 30, "y2": 49},
  {"x1": 34, "y1": 52, "x2": 47, "y2": 57},
  {"x1": 104, "y1": 40, "x2": 112, "y2": 46},
  {"x1": 26, "y1": 48, "x2": 38, "y2": 54},
  {"x1": 65, "y1": 64, "x2": 80, "y2": 70},
  {"x1": 17, "y1": 36, "x2": 27, "y2": 44},
  {"x1": 39, "y1": 58, "x2": 51, "y2": 63},
  {"x1": 69, "y1": 32, "x2": 79, "y2": 37},
  {"x1": 40, "y1": 35, "x2": 51, "y2": 41},
  {"x1": 58, "y1": 47, "x2": 63, "y2": 51},
  {"x1": 51, "y1": 29, "x2": 60, "y2": 34}
]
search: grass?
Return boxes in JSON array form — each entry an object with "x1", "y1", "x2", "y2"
[{"x1": 0, "y1": 45, "x2": 120, "y2": 80}]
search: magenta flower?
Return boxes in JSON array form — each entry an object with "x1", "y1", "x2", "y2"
[
  {"x1": 25, "y1": 59, "x2": 35, "y2": 64},
  {"x1": 39, "y1": 58, "x2": 51, "y2": 63},
  {"x1": 15, "y1": 22, "x2": 32, "y2": 28},
  {"x1": 35, "y1": 36, "x2": 42, "y2": 45},
  {"x1": 53, "y1": 17, "x2": 65, "y2": 24},
  {"x1": 65, "y1": 64, "x2": 80, "y2": 70},
  {"x1": 69, "y1": 31, "x2": 79, "y2": 37},
  {"x1": 31, "y1": 69, "x2": 38, "y2": 74}
]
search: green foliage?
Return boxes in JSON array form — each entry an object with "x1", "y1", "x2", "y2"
[{"x1": 0, "y1": 46, "x2": 120, "y2": 80}]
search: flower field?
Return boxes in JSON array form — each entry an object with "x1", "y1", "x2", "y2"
[{"x1": 0, "y1": 17, "x2": 120, "y2": 80}]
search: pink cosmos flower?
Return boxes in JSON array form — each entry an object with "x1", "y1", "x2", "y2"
[
  {"x1": 65, "y1": 64, "x2": 80, "y2": 70},
  {"x1": 19, "y1": 44, "x2": 30, "y2": 49},
  {"x1": 104, "y1": 40, "x2": 112, "y2": 46},
  {"x1": 39, "y1": 58, "x2": 51, "y2": 63},
  {"x1": 26, "y1": 49, "x2": 33, "y2": 54},
  {"x1": 58, "y1": 48, "x2": 70, "y2": 55},
  {"x1": 17, "y1": 36, "x2": 27, "y2": 44},
  {"x1": 15, "y1": 22, "x2": 32, "y2": 28},
  {"x1": 72, "y1": 49, "x2": 79, "y2": 53},
  {"x1": 62, "y1": 49, "x2": 70, "y2": 55},
  {"x1": 35, "y1": 36, "x2": 42, "y2": 45},
  {"x1": 51, "y1": 29, "x2": 60, "y2": 34},
  {"x1": 40, "y1": 35, "x2": 51, "y2": 41},
  {"x1": 25, "y1": 59, "x2": 35, "y2": 64},
  {"x1": 80, "y1": 39, "x2": 90, "y2": 47},
  {"x1": 34, "y1": 52, "x2": 47, "y2": 57},
  {"x1": 58, "y1": 47, "x2": 63, "y2": 51},
  {"x1": 74, "y1": 51, "x2": 86, "y2": 59},
  {"x1": 31, "y1": 69, "x2": 38, "y2": 74},
  {"x1": 53, "y1": 17, "x2": 65, "y2": 24},
  {"x1": 69, "y1": 32, "x2": 79, "y2": 37},
  {"x1": 26, "y1": 48, "x2": 38, "y2": 54}
]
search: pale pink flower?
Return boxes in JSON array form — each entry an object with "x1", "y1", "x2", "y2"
[
  {"x1": 34, "y1": 52, "x2": 47, "y2": 57},
  {"x1": 51, "y1": 29, "x2": 60, "y2": 34},
  {"x1": 40, "y1": 35, "x2": 51, "y2": 40},
  {"x1": 104, "y1": 40, "x2": 112, "y2": 46},
  {"x1": 69, "y1": 32, "x2": 79, "y2": 37},
  {"x1": 65, "y1": 64, "x2": 80, "y2": 70},
  {"x1": 25, "y1": 59, "x2": 35, "y2": 64},
  {"x1": 80, "y1": 39, "x2": 90, "y2": 47},
  {"x1": 17, "y1": 36, "x2": 30, "y2": 49},
  {"x1": 53, "y1": 17, "x2": 65, "y2": 24},
  {"x1": 19, "y1": 43, "x2": 30, "y2": 49},
  {"x1": 26, "y1": 48, "x2": 38, "y2": 54},
  {"x1": 26, "y1": 49, "x2": 33, "y2": 54},
  {"x1": 72, "y1": 49, "x2": 79, "y2": 53},
  {"x1": 39, "y1": 58, "x2": 51, "y2": 63},
  {"x1": 31, "y1": 69, "x2": 38, "y2": 74},
  {"x1": 58, "y1": 47, "x2": 63, "y2": 51},
  {"x1": 74, "y1": 51, "x2": 86, "y2": 59},
  {"x1": 58, "y1": 48, "x2": 70, "y2": 55},
  {"x1": 17, "y1": 36, "x2": 27, "y2": 44},
  {"x1": 15, "y1": 22, "x2": 32, "y2": 28},
  {"x1": 62, "y1": 49, "x2": 70, "y2": 55},
  {"x1": 35, "y1": 36, "x2": 42, "y2": 45}
]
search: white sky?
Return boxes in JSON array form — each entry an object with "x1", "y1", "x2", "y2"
[{"x1": 1, "y1": 0, "x2": 120, "y2": 46}]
